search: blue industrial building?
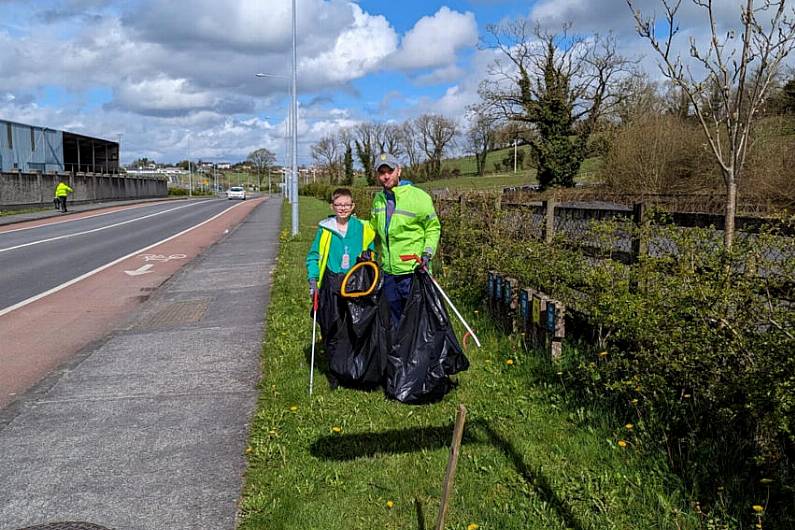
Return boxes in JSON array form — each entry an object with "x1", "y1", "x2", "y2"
[{"x1": 0, "y1": 118, "x2": 119, "y2": 174}]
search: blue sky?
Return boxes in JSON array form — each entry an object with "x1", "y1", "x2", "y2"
[{"x1": 0, "y1": 0, "x2": 780, "y2": 165}]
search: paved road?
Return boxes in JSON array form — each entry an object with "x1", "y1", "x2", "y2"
[
  {"x1": 0, "y1": 199, "x2": 243, "y2": 311},
  {"x1": 0, "y1": 197, "x2": 281, "y2": 529}
]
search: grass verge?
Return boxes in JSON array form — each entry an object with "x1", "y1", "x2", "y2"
[{"x1": 238, "y1": 196, "x2": 701, "y2": 530}]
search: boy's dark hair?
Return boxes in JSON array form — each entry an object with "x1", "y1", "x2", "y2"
[{"x1": 330, "y1": 188, "x2": 353, "y2": 203}]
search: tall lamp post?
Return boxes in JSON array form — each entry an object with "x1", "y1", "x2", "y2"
[
  {"x1": 255, "y1": 0, "x2": 299, "y2": 235},
  {"x1": 289, "y1": 0, "x2": 298, "y2": 236},
  {"x1": 187, "y1": 133, "x2": 193, "y2": 197}
]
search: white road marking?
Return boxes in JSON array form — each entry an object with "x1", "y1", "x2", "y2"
[
  {"x1": 0, "y1": 201, "x2": 176, "y2": 235},
  {"x1": 0, "y1": 201, "x2": 212, "y2": 254},
  {"x1": 125, "y1": 264, "x2": 154, "y2": 276},
  {"x1": 0, "y1": 200, "x2": 248, "y2": 317}
]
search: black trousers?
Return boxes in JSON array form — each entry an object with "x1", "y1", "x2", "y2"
[{"x1": 57, "y1": 196, "x2": 68, "y2": 212}]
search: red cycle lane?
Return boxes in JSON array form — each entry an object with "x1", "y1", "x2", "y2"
[{"x1": 0, "y1": 197, "x2": 266, "y2": 410}]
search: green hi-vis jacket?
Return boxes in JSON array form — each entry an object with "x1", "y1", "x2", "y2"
[
  {"x1": 369, "y1": 182, "x2": 440, "y2": 275},
  {"x1": 54, "y1": 182, "x2": 73, "y2": 198},
  {"x1": 305, "y1": 215, "x2": 375, "y2": 287}
]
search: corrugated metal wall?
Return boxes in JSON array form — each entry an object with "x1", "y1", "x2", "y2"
[{"x1": 0, "y1": 120, "x2": 64, "y2": 172}]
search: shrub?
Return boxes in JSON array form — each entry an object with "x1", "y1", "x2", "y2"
[
  {"x1": 435, "y1": 192, "x2": 795, "y2": 527},
  {"x1": 599, "y1": 113, "x2": 720, "y2": 194}
]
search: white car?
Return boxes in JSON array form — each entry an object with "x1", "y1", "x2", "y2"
[{"x1": 227, "y1": 186, "x2": 246, "y2": 200}]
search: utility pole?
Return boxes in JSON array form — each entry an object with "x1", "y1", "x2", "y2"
[{"x1": 513, "y1": 138, "x2": 518, "y2": 173}]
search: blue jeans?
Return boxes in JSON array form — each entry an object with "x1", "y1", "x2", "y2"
[{"x1": 382, "y1": 272, "x2": 414, "y2": 328}]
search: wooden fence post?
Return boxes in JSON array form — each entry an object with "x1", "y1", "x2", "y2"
[
  {"x1": 543, "y1": 199, "x2": 556, "y2": 243},
  {"x1": 531, "y1": 292, "x2": 549, "y2": 350},
  {"x1": 631, "y1": 201, "x2": 647, "y2": 263},
  {"x1": 504, "y1": 277, "x2": 519, "y2": 334},
  {"x1": 546, "y1": 300, "x2": 566, "y2": 362},
  {"x1": 435, "y1": 404, "x2": 468, "y2": 530},
  {"x1": 519, "y1": 288, "x2": 532, "y2": 345}
]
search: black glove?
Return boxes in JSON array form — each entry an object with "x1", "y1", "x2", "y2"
[{"x1": 421, "y1": 253, "x2": 431, "y2": 269}]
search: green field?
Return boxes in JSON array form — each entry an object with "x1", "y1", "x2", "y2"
[
  {"x1": 442, "y1": 144, "x2": 535, "y2": 176},
  {"x1": 238, "y1": 196, "x2": 702, "y2": 530}
]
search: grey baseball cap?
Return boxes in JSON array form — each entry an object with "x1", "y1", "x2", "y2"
[{"x1": 375, "y1": 152, "x2": 400, "y2": 170}]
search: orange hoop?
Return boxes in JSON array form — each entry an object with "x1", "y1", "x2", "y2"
[{"x1": 340, "y1": 260, "x2": 380, "y2": 298}]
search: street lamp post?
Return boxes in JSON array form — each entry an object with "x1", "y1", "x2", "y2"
[
  {"x1": 187, "y1": 133, "x2": 193, "y2": 197},
  {"x1": 256, "y1": 1, "x2": 299, "y2": 236},
  {"x1": 290, "y1": 0, "x2": 298, "y2": 236}
]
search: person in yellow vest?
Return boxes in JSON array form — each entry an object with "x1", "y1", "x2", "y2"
[
  {"x1": 54, "y1": 179, "x2": 74, "y2": 213},
  {"x1": 305, "y1": 188, "x2": 375, "y2": 389}
]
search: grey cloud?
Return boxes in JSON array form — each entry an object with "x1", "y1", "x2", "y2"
[{"x1": 122, "y1": 0, "x2": 352, "y2": 57}]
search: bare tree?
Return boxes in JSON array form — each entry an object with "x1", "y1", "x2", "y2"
[
  {"x1": 415, "y1": 113, "x2": 458, "y2": 179},
  {"x1": 398, "y1": 121, "x2": 422, "y2": 169},
  {"x1": 466, "y1": 106, "x2": 499, "y2": 176},
  {"x1": 310, "y1": 134, "x2": 341, "y2": 183},
  {"x1": 354, "y1": 122, "x2": 380, "y2": 185},
  {"x1": 628, "y1": 0, "x2": 795, "y2": 248},
  {"x1": 381, "y1": 123, "x2": 404, "y2": 158},
  {"x1": 480, "y1": 20, "x2": 633, "y2": 188},
  {"x1": 247, "y1": 147, "x2": 276, "y2": 190}
]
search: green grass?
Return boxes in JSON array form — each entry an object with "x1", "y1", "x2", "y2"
[
  {"x1": 443, "y1": 145, "x2": 535, "y2": 176},
  {"x1": 239, "y1": 196, "x2": 701, "y2": 530},
  {"x1": 0, "y1": 207, "x2": 51, "y2": 217}
]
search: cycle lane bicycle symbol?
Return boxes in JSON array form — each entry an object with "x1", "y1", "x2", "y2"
[{"x1": 139, "y1": 253, "x2": 187, "y2": 262}]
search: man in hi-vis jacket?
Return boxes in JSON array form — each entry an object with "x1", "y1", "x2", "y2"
[
  {"x1": 368, "y1": 153, "x2": 441, "y2": 328},
  {"x1": 54, "y1": 179, "x2": 74, "y2": 213}
]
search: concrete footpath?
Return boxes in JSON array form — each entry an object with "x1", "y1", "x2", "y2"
[{"x1": 0, "y1": 198, "x2": 282, "y2": 529}]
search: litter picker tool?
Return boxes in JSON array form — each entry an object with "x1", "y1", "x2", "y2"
[
  {"x1": 400, "y1": 255, "x2": 481, "y2": 348},
  {"x1": 309, "y1": 288, "x2": 319, "y2": 396}
]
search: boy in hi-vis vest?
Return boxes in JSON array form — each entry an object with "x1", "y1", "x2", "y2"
[{"x1": 305, "y1": 188, "x2": 375, "y2": 389}]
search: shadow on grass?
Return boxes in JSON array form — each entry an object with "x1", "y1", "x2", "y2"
[
  {"x1": 310, "y1": 419, "x2": 584, "y2": 530},
  {"x1": 311, "y1": 423, "x2": 465, "y2": 460},
  {"x1": 414, "y1": 498, "x2": 426, "y2": 530}
]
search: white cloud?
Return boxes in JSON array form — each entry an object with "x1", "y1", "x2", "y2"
[
  {"x1": 414, "y1": 65, "x2": 466, "y2": 86},
  {"x1": 112, "y1": 77, "x2": 216, "y2": 115},
  {"x1": 389, "y1": 7, "x2": 478, "y2": 70},
  {"x1": 299, "y1": 4, "x2": 398, "y2": 83}
]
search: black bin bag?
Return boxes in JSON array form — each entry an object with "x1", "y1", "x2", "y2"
[
  {"x1": 386, "y1": 268, "x2": 469, "y2": 404},
  {"x1": 330, "y1": 258, "x2": 390, "y2": 387}
]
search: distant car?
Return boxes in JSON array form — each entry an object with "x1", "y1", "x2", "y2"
[{"x1": 227, "y1": 186, "x2": 246, "y2": 200}]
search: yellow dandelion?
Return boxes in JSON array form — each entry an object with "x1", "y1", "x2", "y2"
[
  {"x1": 556, "y1": 371, "x2": 563, "y2": 376},
  {"x1": 683, "y1": 394, "x2": 691, "y2": 399},
  {"x1": 631, "y1": 399, "x2": 639, "y2": 405},
  {"x1": 598, "y1": 351, "x2": 608, "y2": 357},
  {"x1": 760, "y1": 478, "x2": 773, "y2": 485},
  {"x1": 617, "y1": 440, "x2": 628, "y2": 448},
  {"x1": 506, "y1": 359, "x2": 514, "y2": 365},
  {"x1": 753, "y1": 505, "x2": 764, "y2": 513},
  {"x1": 467, "y1": 524, "x2": 480, "y2": 530},
  {"x1": 245, "y1": 446, "x2": 253, "y2": 454},
  {"x1": 332, "y1": 426, "x2": 342, "y2": 433},
  {"x1": 755, "y1": 524, "x2": 762, "y2": 529},
  {"x1": 625, "y1": 423, "x2": 634, "y2": 430},
  {"x1": 289, "y1": 405, "x2": 298, "y2": 412},
  {"x1": 386, "y1": 500, "x2": 394, "y2": 509}
]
